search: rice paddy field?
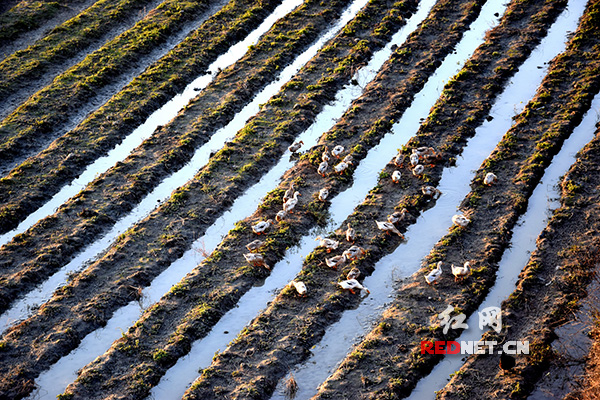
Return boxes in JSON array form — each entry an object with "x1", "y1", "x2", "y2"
[{"x1": 1, "y1": 0, "x2": 599, "y2": 399}]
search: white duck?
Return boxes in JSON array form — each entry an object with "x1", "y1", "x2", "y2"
[
  {"x1": 334, "y1": 160, "x2": 352, "y2": 174},
  {"x1": 346, "y1": 267, "x2": 361, "y2": 280},
  {"x1": 387, "y1": 209, "x2": 408, "y2": 224},
  {"x1": 318, "y1": 160, "x2": 329, "y2": 177},
  {"x1": 375, "y1": 221, "x2": 405, "y2": 239},
  {"x1": 288, "y1": 280, "x2": 307, "y2": 296},
  {"x1": 421, "y1": 186, "x2": 441, "y2": 199},
  {"x1": 451, "y1": 261, "x2": 471, "y2": 281},
  {"x1": 252, "y1": 219, "x2": 274, "y2": 235},
  {"x1": 425, "y1": 261, "x2": 443, "y2": 285},
  {"x1": 392, "y1": 170, "x2": 402, "y2": 183},
  {"x1": 393, "y1": 153, "x2": 405, "y2": 167},
  {"x1": 343, "y1": 245, "x2": 366, "y2": 261},
  {"x1": 245, "y1": 239, "x2": 265, "y2": 252},
  {"x1": 322, "y1": 146, "x2": 331, "y2": 162},
  {"x1": 452, "y1": 214, "x2": 470, "y2": 227},
  {"x1": 345, "y1": 223, "x2": 356, "y2": 243},
  {"x1": 283, "y1": 182, "x2": 295, "y2": 203},
  {"x1": 332, "y1": 145, "x2": 344, "y2": 158},
  {"x1": 410, "y1": 152, "x2": 420, "y2": 166},
  {"x1": 276, "y1": 209, "x2": 287, "y2": 222},
  {"x1": 325, "y1": 254, "x2": 347, "y2": 270},
  {"x1": 338, "y1": 279, "x2": 370, "y2": 294},
  {"x1": 315, "y1": 236, "x2": 339, "y2": 253},
  {"x1": 283, "y1": 191, "x2": 301, "y2": 213},
  {"x1": 244, "y1": 253, "x2": 270, "y2": 270},
  {"x1": 412, "y1": 164, "x2": 425, "y2": 177},
  {"x1": 288, "y1": 140, "x2": 303, "y2": 153},
  {"x1": 484, "y1": 172, "x2": 497, "y2": 186},
  {"x1": 318, "y1": 188, "x2": 329, "y2": 201}
]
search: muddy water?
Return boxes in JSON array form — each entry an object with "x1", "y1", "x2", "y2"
[
  {"x1": 270, "y1": 1, "x2": 588, "y2": 398},
  {"x1": 0, "y1": 0, "x2": 306, "y2": 334},
  {"x1": 0, "y1": 0, "x2": 301, "y2": 249},
  {"x1": 408, "y1": 89, "x2": 600, "y2": 400}
]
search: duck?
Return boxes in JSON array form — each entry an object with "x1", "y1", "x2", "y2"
[
  {"x1": 315, "y1": 236, "x2": 339, "y2": 253},
  {"x1": 322, "y1": 146, "x2": 331, "y2": 162},
  {"x1": 387, "y1": 209, "x2": 408, "y2": 224},
  {"x1": 392, "y1": 170, "x2": 402, "y2": 183},
  {"x1": 421, "y1": 185, "x2": 441, "y2": 199},
  {"x1": 276, "y1": 209, "x2": 287, "y2": 222},
  {"x1": 410, "y1": 152, "x2": 420, "y2": 166},
  {"x1": 334, "y1": 160, "x2": 352, "y2": 174},
  {"x1": 412, "y1": 164, "x2": 425, "y2": 177},
  {"x1": 414, "y1": 146, "x2": 437, "y2": 163},
  {"x1": 318, "y1": 160, "x2": 329, "y2": 177},
  {"x1": 484, "y1": 172, "x2": 497, "y2": 186},
  {"x1": 451, "y1": 261, "x2": 471, "y2": 281},
  {"x1": 283, "y1": 182, "x2": 295, "y2": 203},
  {"x1": 452, "y1": 214, "x2": 470, "y2": 227},
  {"x1": 346, "y1": 267, "x2": 361, "y2": 280},
  {"x1": 345, "y1": 223, "x2": 356, "y2": 243},
  {"x1": 283, "y1": 191, "x2": 301, "y2": 213},
  {"x1": 252, "y1": 219, "x2": 274, "y2": 235},
  {"x1": 245, "y1": 239, "x2": 265, "y2": 252},
  {"x1": 325, "y1": 254, "x2": 347, "y2": 270},
  {"x1": 244, "y1": 253, "x2": 270, "y2": 270},
  {"x1": 343, "y1": 245, "x2": 366, "y2": 261},
  {"x1": 338, "y1": 278, "x2": 370, "y2": 294},
  {"x1": 318, "y1": 188, "x2": 329, "y2": 201},
  {"x1": 342, "y1": 154, "x2": 354, "y2": 164},
  {"x1": 288, "y1": 140, "x2": 304, "y2": 153},
  {"x1": 375, "y1": 221, "x2": 405, "y2": 239},
  {"x1": 393, "y1": 153, "x2": 405, "y2": 167},
  {"x1": 332, "y1": 145, "x2": 344, "y2": 158},
  {"x1": 425, "y1": 261, "x2": 443, "y2": 285},
  {"x1": 288, "y1": 280, "x2": 307, "y2": 297}
]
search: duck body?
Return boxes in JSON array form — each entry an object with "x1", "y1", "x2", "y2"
[
  {"x1": 452, "y1": 214, "x2": 470, "y2": 227},
  {"x1": 451, "y1": 261, "x2": 470, "y2": 281},
  {"x1": 422, "y1": 185, "x2": 441, "y2": 199},
  {"x1": 393, "y1": 153, "x2": 405, "y2": 167},
  {"x1": 346, "y1": 267, "x2": 361, "y2": 280},
  {"x1": 392, "y1": 170, "x2": 402, "y2": 183},
  {"x1": 338, "y1": 279, "x2": 370, "y2": 294},
  {"x1": 315, "y1": 236, "x2": 340, "y2": 252},
  {"x1": 288, "y1": 280, "x2": 307, "y2": 296},
  {"x1": 413, "y1": 164, "x2": 425, "y2": 177},
  {"x1": 288, "y1": 140, "x2": 304, "y2": 153},
  {"x1": 375, "y1": 221, "x2": 404, "y2": 238},
  {"x1": 387, "y1": 209, "x2": 407, "y2": 224},
  {"x1": 283, "y1": 183, "x2": 295, "y2": 203},
  {"x1": 332, "y1": 145, "x2": 344, "y2": 158},
  {"x1": 343, "y1": 245, "x2": 366, "y2": 261},
  {"x1": 334, "y1": 161, "x2": 352, "y2": 174},
  {"x1": 283, "y1": 191, "x2": 301, "y2": 213},
  {"x1": 410, "y1": 153, "x2": 420, "y2": 166},
  {"x1": 252, "y1": 219, "x2": 274, "y2": 235},
  {"x1": 244, "y1": 253, "x2": 270, "y2": 270},
  {"x1": 245, "y1": 239, "x2": 265, "y2": 252},
  {"x1": 425, "y1": 261, "x2": 443, "y2": 285},
  {"x1": 318, "y1": 160, "x2": 329, "y2": 177},
  {"x1": 325, "y1": 254, "x2": 347, "y2": 270},
  {"x1": 276, "y1": 209, "x2": 287, "y2": 222},
  {"x1": 484, "y1": 172, "x2": 497, "y2": 185},
  {"x1": 319, "y1": 188, "x2": 329, "y2": 201},
  {"x1": 322, "y1": 146, "x2": 331, "y2": 162},
  {"x1": 345, "y1": 223, "x2": 356, "y2": 243}
]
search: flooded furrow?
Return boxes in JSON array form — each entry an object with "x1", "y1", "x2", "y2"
[
  {"x1": 0, "y1": 0, "x2": 308, "y2": 333},
  {"x1": 0, "y1": 0, "x2": 303, "y2": 249},
  {"x1": 408, "y1": 89, "x2": 600, "y2": 400},
  {"x1": 277, "y1": 1, "x2": 586, "y2": 397}
]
